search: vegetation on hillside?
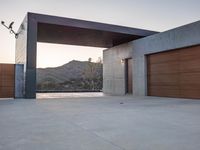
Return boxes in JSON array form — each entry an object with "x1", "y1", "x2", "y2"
[{"x1": 37, "y1": 58, "x2": 103, "y2": 91}]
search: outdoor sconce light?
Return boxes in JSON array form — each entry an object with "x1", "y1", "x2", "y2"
[{"x1": 121, "y1": 59, "x2": 125, "y2": 64}]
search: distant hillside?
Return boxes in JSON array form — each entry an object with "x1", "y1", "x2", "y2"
[{"x1": 37, "y1": 60, "x2": 102, "y2": 91}]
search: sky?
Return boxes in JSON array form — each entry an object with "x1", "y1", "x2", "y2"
[{"x1": 0, "y1": 0, "x2": 200, "y2": 68}]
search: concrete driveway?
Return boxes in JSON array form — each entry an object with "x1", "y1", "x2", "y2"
[{"x1": 0, "y1": 96, "x2": 200, "y2": 150}]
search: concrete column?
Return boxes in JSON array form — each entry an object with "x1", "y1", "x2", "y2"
[
  {"x1": 132, "y1": 56, "x2": 147, "y2": 96},
  {"x1": 15, "y1": 64, "x2": 24, "y2": 98},
  {"x1": 25, "y1": 14, "x2": 37, "y2": 98}
]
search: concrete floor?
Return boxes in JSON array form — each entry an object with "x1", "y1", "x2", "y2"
[
  {"x1": 0, "y1": 96, "x2": 200, "y2": 150},
  {"x1": 37, "y1": 92, "x2": 104, "y2": 99}
]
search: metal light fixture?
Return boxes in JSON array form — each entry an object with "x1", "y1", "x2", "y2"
[{"x1": 1, "y1": 21, "x2": 18, "y2": 38}]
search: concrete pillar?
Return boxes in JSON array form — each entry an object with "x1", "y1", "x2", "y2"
[
  {"x1": 132, "y1": 56, "x2": 147, "y2": 96},
  {"x1": 15, "y1": 64, "x2": 24, "y2": 98}
]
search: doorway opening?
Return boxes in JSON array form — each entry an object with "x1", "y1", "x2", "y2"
[
  {"x1": 36, "y1": 43, "x2": 105, "y2": 99},
  {"x1": 125, "y1": 58, "x2": 133, "y2": 94}
]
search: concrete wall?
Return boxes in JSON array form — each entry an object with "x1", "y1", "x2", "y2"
[
  {"x1": 15, "y1": 13, "x2": 37, "y2": 98},
  {"x1": 15, "y1": 16, "x2": 27, "y2": 69},
  {"x1": 103, "y1": 42, "x2": 133, "y2": 95},
  {"x1": 132, "y1": 20, "x2": 200, "y2": 96}
]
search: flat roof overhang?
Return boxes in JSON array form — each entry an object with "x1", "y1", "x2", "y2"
[{"x1": 28, "y1": 13, "x2": 158, "y2": 48}]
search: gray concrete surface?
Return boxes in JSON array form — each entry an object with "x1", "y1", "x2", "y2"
[
  {"x1": 132, "y1": 20, "x2": 200, "y2": 56},
  {"x1": 0, "y1": 96, "x2": 200, "y2": 150},
  {"x1": 103, "y1": 43, "x2": 132, "y2": 95},
  {"x1": 37, "y1": 92, "x2": 104, "y2": 99}
]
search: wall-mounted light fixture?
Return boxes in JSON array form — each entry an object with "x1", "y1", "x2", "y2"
[{"x1": 121, "y1": 59, "x2": 125, "y2": 64}]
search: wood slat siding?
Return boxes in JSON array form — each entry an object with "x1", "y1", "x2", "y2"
[
  {"x1": 147, "y1": 45, "x2": 200, "y2": 99},
  {"x1": 0, "y1": 64, "x2": 15, "y2": 98}
]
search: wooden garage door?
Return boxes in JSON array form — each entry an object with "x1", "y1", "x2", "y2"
[
  {"x1": 147, "y1": 45, "x2": 200, "y2": 99},
  {"x1": 0, "y1": 64, "x2": 15, "y2": 98}
]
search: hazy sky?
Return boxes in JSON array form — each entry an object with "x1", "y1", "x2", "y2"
[{"x1": 0, "y1": 0, "x2": 200, "y2": 68}]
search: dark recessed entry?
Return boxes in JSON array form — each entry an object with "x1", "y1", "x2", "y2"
[{"x1": 125, "y1": 58, "x2": 133, "y2": 94}]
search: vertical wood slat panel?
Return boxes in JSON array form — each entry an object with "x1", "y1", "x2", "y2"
[
  {"x1": 147, "y1": 45, "x2": 200, "y2": 99},
  {"x1": 0, "y1": 64, "x2": 15, "y2": 98}
]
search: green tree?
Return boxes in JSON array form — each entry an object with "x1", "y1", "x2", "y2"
[{"x1": 83, "y1": 57, "x2": 103, "y2": 90}]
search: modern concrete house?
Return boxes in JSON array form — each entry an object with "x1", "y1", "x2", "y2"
[
  {"x1": 15, "y1": 12, "x2": 200, "y2": 99},
  {"x1": 103, "y1": 20, "x2": 200, "y2": 99}
]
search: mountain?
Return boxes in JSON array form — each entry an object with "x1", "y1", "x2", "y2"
[{"x1": 37, "y1": 60, "x2": 103, "y2": 91}]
